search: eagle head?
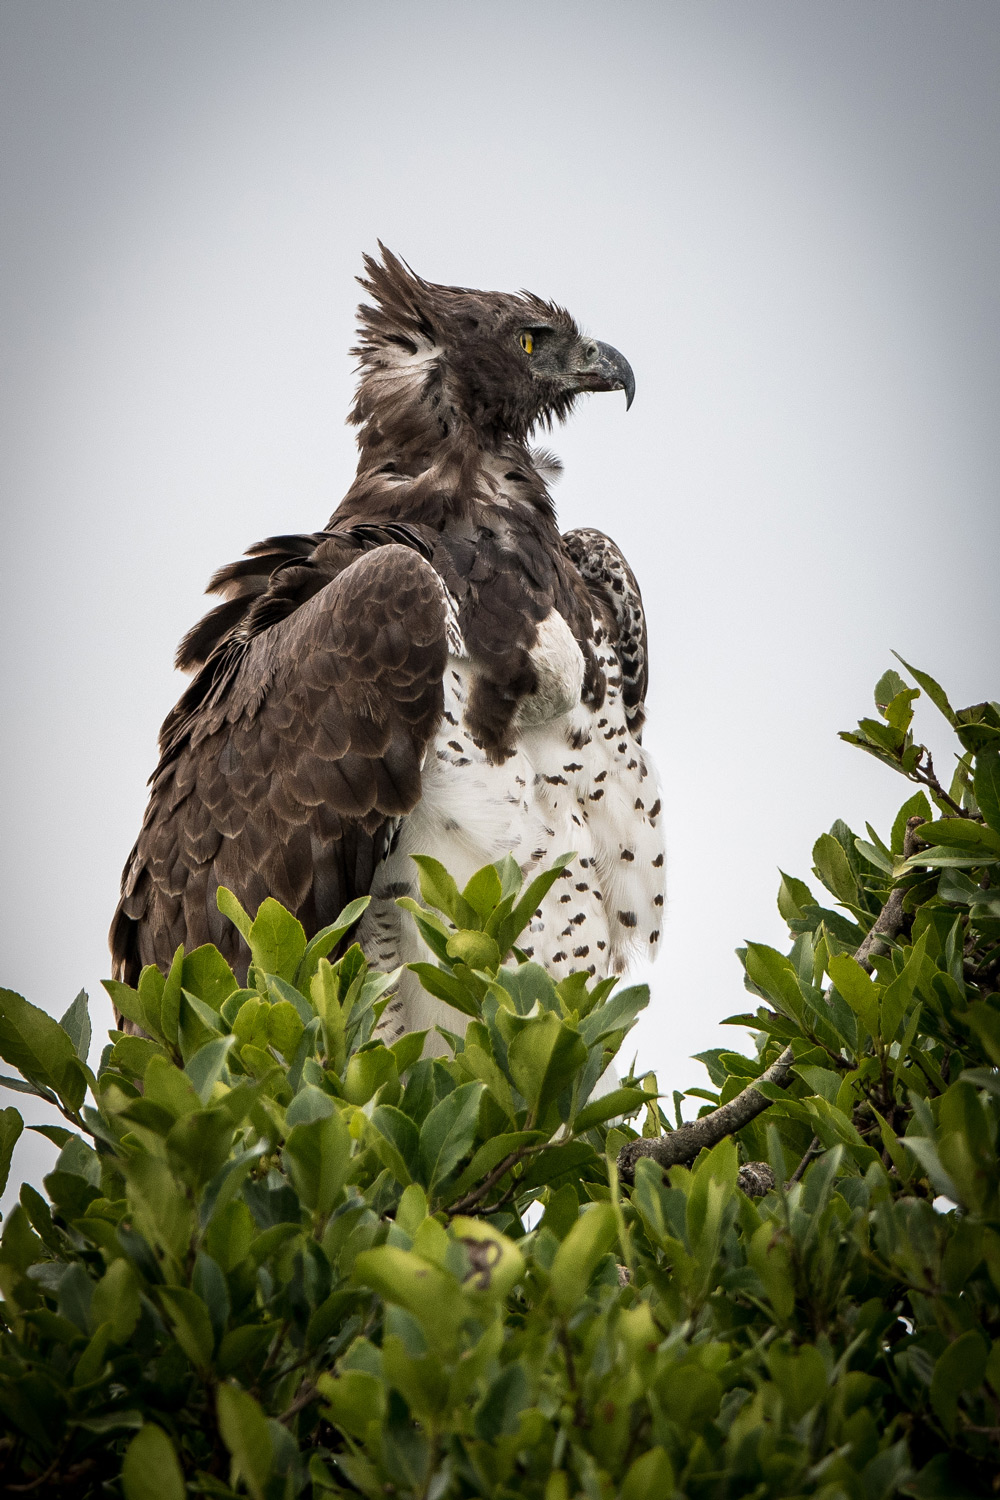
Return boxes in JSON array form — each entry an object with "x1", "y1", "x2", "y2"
[{"x1": 352, "y1": 245, "x2": 635, "y2": 447}]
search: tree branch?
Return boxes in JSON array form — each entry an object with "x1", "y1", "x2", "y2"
[
  {"x1": 853, "y1": 816, "x2": 925, "y2": 970},
  {"x1": 618, "y1": 817, "x2": 924, "y2": 1184},
  {"x1": 617, "y1": 1044, "x2": 795, "y2": 1181}
]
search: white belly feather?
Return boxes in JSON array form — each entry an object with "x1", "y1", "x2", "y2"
[{"x1": 361, "y1": 608, "x2": 666, "y2": 1047}]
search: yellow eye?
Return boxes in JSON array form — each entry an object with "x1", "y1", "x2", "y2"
[{"x1": 519, "y1": 331, "x2": 533, "y2": 354}]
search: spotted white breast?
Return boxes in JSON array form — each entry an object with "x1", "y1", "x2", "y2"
[{"x1": 362, "y1": 599, "x2": 666, "y2": 1050}]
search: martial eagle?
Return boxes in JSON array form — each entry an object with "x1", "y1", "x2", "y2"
[{"x1": 110, "y1": 248, "x2": 666, "y2": 1045}]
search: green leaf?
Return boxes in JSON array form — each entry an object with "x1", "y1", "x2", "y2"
[
  {"x1": 284, "y1": 1110, "x2": 352, "y2": 1214},
  {"x1": 369, "y1": 1105, "x2": 420, "y2": 1185},
  {"x1": 184, "y1": 1033, "x2": 237, "y2": 1103},
  {"x1": 295, "y1": 896, "x2": 370, "y2": 987},
  {"x1": 811, "y1": 833, "x2": 857, "y2": 905},
  {"x1": 930, "y1": 1330, "x2": 988, "y2": 1433},
  {"x1": 621, "y1": 1447, "x2": 676, "y2": 1500},
  {"x1": 217, "y1": 886, "x2": 253, "y2": 942},
  {"x1": 102, "y1": 978, "x2": 146, "y2": 1032},
  {"x1": 744, "y1": 945, "x2": 804, "y2": 1022},
  {"x1": 266, "y1": 999, "x2": 304, "y2": 1058},
  {"x1": 160, "y1": 946, "x2": 184, "y2": 1047},
  {"x1": 343, "y1": 1044, "x2": 397, "y2": 1105},
  {"x1": 418, "y1": 1081, "x2": 484, "y2": 1191},
  {"x1": 0, "y1": 986, "x2": 83, "y2": 1106},
  {"x1": 462, "y1": 863, "x2": 503, "y2": 919},
  {"x1": 0, "y1": 1106, "x2": 23, "y2": 1198},
  {"x1": 913, "y1": 818, "x2": 1000, "y2": 855},
  {"x1": 91, "y1": 1257, "x2": 141, "y2": 1343},
  {"x1": 827, "y1": 953, "x2": 880, "y2": 1037},
  {"x1": 352, "y1": 1245, "x2": 463, "y2": 1350},
  {"x1": 550, "y1": 1202, "x2": 617, "y2": 1312},
  {"x1": 59, "y1": 990, "x2": 91, "y2": 1061},
  {"x1": 497, "y1": 855, "x2": 574, "y2": 954},
  {"x1": 217, "y1": 1383, "x2": 273, "y2": 1500},
  {"x1": 507, "y1": 1011, "x2": 588, "y2": 1114},
  {"x1": 248, "y1": 897, "x2": 307, "y2": 982},
  {"x1": 411, "y1": 855, "x2": 478, "y2": 926},
  {"x1": 138, "y1": 964, "x2": 166, "y2": 1038},
  {"x1": 181, "y1": 946, "x2": 239, "y2": 1011},
  {"x1": 317, "y1": 1368, "x2": 386, "y2": 1441},
  {"x1": 121, "y1": 1423, "x2": 186, "y2": 1500},
  {"x1": 406, "y1": 963, "x2": 480, "y2": 1018},
  {"x1": 973, "y1": 746, "x2": 1000, "y2": 834},
  {"x1": 573, "y1": 1087, "x2": 648, "y2": 1131},
  {"x1": 777, "y1": 871, "x2": 813, "y2": 923},
  {"x1": 892, "y1": 652, "x2": 957, "y2": 724},
  {"x1": 446, "y1": 929, "x2": 501, "y2": 972},
  {"x1": 874, "y1": 669, "x2": 908, "y2": 710},
  {"x1": 158, "y1": 1285, "x2": 215, "y2": 1370},
  {"x1": 166, "y1": 1108, "x2": 234, "y2": 1188},
  {"x1": 389, "y1": 1030, "x2": 427, "y2": 1076}
]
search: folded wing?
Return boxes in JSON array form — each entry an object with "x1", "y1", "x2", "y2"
[{"x1": 110, "y1": 543, "x2": 449, "y2": 985}]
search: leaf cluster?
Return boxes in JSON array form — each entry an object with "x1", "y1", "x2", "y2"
[{"x1": 0, "y1": 662, "x2": 998, "y2": 1497}]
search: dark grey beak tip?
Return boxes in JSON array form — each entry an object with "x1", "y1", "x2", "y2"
[
  {"x1": 588, "y1": 339, "x2": 636, "y2": 410},
  {"x1": 623, "y1": 368, "x2": 636, "y2": 410}
]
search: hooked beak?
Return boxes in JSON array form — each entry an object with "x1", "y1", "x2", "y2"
[{"x1": 573, "y1": 339, "x2": 635, "y2": 409}]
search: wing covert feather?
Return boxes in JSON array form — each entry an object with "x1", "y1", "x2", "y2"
[{"x1": 111, "y1": 545, "x2": 449, "y2": 985}]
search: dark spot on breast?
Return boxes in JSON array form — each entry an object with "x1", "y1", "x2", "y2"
[
  {"x1": 650, "y1": 930, "x2": 660, "y2": 943},
  {"x1": 621, "y1": 849, "x2": 635, "y2": 862},
  {"x1": 448, "y1": 741, "x2": 464, "y2": 753},
  {"x1": 570, "y1": 913, "x2": 586, "y2": 926},
  {"x1": 552, "y1": 951, "x2": 567, "y2": 963},
  {"x1": 573, "y1": 945, "x2": 589, "y2": 958},
  {"x1": 649, "y1": 799, "x2": 661, "y2": 818},
  {"x1": 544, "y1": 774, "x2": 567, "y2": 786},
  {"x1": 594, "y1": 770, "x2": 607, "y2": 783},
  {"x1": 596, "y1": 939, "x2": 606, "y2": 950},
  {"x1": 618, "y1": 910, "x2": 637, "y2": 928},
  {"x1": 575, "y1": 882, "x2": 589, "y2": 892},
  {"x1": 560, "y1": 893, "x2": 572, "y2": 904},
  {"x1": 654, "y1": 893, "x2": 664, "y2": 906},
  {"x1": 590, "y1": 789, "x2": 604, "y2": 801},
  {"x1": 564, "y1": 762, "x2": 583, "y2": 772},
  {"x1": 653, "y1": 853, "x2": 664, "y2": 868}
]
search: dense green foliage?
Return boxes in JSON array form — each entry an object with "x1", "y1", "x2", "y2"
[{"x1": 1, "y1": 661, "x2": 999, "y2": 1498}]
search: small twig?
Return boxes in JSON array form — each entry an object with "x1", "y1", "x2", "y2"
[
  {"x1": 447, "y1": 1146, "x2": 535, "y2": 1214},
  {"x1": 852, "y1": 817, "x2": 925, "y2": 971},
  {"x1": 788, "y1": 1135, "x2": 822, "y2": 1185},
  {"x1": 619, "y1": 818, "x2": 922, "y2": 1184},
  {"x1": 910, "y1": 749, "x2": 969, "y2": 819},
  {"x1": 278, "y1": 1381, "x2": 318, "y2": 1427}
]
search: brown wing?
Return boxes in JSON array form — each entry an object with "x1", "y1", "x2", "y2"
[
  {"x1": 110, "y1": 544, "x2": 449, "y2": 986},
  {"x1": 562, "y1": 527, "x2": 648, "y2": 733}
]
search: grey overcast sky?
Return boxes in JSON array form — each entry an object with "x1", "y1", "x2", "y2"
[{"x1": 2, "y1": 1, "x2": 999, "y2": 1203}]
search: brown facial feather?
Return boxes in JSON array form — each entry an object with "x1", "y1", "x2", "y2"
[{"x1": 110, "y1": 247, "x2": 644, "y2": 999}]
